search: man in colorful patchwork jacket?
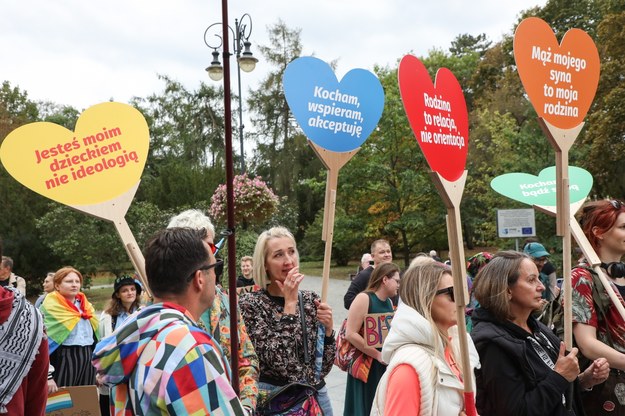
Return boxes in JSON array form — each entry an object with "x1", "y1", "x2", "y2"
[{"x1": 92, "y1": 227, "x2": 244, "y2": 415}]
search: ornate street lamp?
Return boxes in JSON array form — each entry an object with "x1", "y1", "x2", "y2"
[{"x1": 204, "y1": 14, "x2": 258, "y2": 173}]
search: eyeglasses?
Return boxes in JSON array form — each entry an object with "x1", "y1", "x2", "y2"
[
  {"x1": 187, "y1": 259, "x2": 224, "y2": 281},
  {"x1": 435, "y1": 286, "x2": 455, "y2": 303}
]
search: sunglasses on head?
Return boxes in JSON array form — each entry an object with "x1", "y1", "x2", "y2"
[
  {"x1": 610, "y1": 200, "x2": 624, "y2": 210},
  {"x1": 435, "y1": 286, "x2": 455, "y2": 302}
]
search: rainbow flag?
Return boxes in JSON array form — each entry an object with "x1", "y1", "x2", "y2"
[{"x1": 45, "y1": 390, "x2": 73, "y2": 413}]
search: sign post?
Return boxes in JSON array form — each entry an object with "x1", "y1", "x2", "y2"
[
  {"x1": 514, "y1": 16, "x2": 600, "y2": 352},
  {"x1": 284, "y1": 56, "x2": 385, "y2": 378},
  {"x1": 283, "y1": 56, "x2": 385, "y2": 302},
  {"x1": 398, "y1": 54, "x2": 476, "y2": 416},
  {"x1": 0, "y1": 102, "x2": 152, "y2": 298}
]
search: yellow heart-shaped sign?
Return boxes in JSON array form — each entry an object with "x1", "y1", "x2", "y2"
[{"x1": 0, "y1": 102, "x2": 149, "y2": 206}]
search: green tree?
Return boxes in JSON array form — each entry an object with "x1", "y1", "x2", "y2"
[
  {"x1": 132, "y1": 75, "x2": 226, "y2": 209},
  {"x1": 0, "y1": 82, "x2": 62, "y2": 295}
]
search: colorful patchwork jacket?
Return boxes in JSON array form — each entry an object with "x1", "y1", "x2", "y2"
[
  {"x1": 92, "y1": 302, "x2": 244, "y2": 415},
  {"x1": 200, "y1": 287, "x2": 259, "y2": 411}
]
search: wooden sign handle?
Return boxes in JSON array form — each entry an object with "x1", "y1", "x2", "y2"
[
  {"x1": 70, "y1": 181, "x2": 151, "y2": 298},
  {"x1": 430, "y1": 170, "x2": 474, "y2": 396},
  {"x1": 309, "y1": 141, "x2": 359, "y2": 241},
  {"x1": 537, "y1": 118, "x2": 584, "y2": 236}
]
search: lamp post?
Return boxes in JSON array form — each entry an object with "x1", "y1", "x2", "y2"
[{"x1": 204, "y1": 14, "x2": 258, "y2": 174}]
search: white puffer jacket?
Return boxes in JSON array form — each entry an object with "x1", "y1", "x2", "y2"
[{"x1": 370, "y1": 302, "x2": 480, "y2": 416}]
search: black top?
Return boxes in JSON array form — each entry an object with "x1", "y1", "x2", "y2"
[
  {"x1": 236, "y1": 275, "x2": 255, "y2": 288},
  {"x1": 471, "y1": 308, "x2": 583, "y2": 416}
]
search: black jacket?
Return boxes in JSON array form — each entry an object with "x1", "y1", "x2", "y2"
[
  {"x1": 343, "y1": 266, "x2": 374, "y2": 309},
  {"x1": 471, "y1": 308, "x2": 584, "y2": 416}
]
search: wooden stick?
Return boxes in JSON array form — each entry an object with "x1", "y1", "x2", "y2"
[
  {"x1": 320, "y1": 190, "x2": 337, "y2": 303},
  {"x1": 430, "y1": 171, "x2": 474, "y2": 398},
  {"x1": 537, "y1": 119, "x2": 584, "y2": 349},
  {"x1": 308, "y1": 141, "x2": 359, "y2": 242},
  {"x1": 536, "y1": 119, "x2": 583, "y2": 235},
  {"x1": 69, "y1": 181, "x2": 151, "y2": 298}
]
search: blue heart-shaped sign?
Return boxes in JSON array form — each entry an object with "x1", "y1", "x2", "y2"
[{"x1": 283, "y1": 56, "x2": 385, "y2": 152}]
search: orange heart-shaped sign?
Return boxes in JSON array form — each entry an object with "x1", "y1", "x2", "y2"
[
  {"x1": 514, "y1": 17, "x2": 600, "y2": 129},
  {"x1": 0, "y1": 102, "x2": 149, "y2": 206}
]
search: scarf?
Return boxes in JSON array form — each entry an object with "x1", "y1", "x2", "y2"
[
  {"x1": 0, "y1": 287, "x2": 44, "y2": 412},
  {"x1": 41, "y1": 290, "x2": 98, "y2": 353}
]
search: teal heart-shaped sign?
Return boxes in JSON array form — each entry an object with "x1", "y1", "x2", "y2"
[
  {"x1": 491, "y1": 166, "x2": 593, "y2": 206},
  {"x1": 283, "y1": 56, "x2": 384, "y2": 152}
]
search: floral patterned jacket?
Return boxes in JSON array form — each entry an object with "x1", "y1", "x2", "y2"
[
  {"x1": 200, "y1": 287, "x2": 259, "y2": 411},
  {"x1": 238, "y1": 289, "x2": 336, "y2": 387},
  {"x1": 571, "y1": 263, "x2": 625, "y2": 353}
]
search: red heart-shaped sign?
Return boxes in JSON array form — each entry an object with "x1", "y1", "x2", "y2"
[
  {"x1": 514, "y1": 17, "x2": 600, "y2": 129},
  {"x1": 398, "y1": 55, "x2": 469, "y2": 182}
]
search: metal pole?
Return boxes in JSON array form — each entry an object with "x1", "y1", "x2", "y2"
[
  {"x1": 220, "y1": 0, "x2": 239, "y2": 394},
  {"x1": 235, "y1": 19, "x2": 246, "y2": 174}
]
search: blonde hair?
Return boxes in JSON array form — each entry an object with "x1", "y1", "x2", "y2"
[
  {"x1": 408, "y1": 253, "x2": 435, "y2": 269},
  {"x1": 399, "y1": 262, "x2": 452, "y2": 354},
  {"x1": 253, "y1": 226, "x2": 298, "y2": 287}
]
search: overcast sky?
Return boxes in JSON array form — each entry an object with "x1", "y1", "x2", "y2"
[{"x1": 2, "y1": 0, "x2": 547, "y2": 111}]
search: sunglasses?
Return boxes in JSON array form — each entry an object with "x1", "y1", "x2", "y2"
[
  {"x1": 435, "y1": 286, "x2": 455, "y2": 303},
  {"x1": 187, "y1": 259, "x2": 224, "y2": 281},
  {"x1": 610, "y1": 200, "x2": 624, "y2": 210}
]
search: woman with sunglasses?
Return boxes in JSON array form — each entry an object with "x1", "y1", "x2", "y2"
[
  {"x1": 344, "y1": 262, "x2": 400, "y2": 416},
  {"x1": 371, "y1": 262, "x2": 478, "y2": 415},
  {"x1": 239, "y1": 226, "x2": 335, "y2": 415},
  {"x1": 572, "y1": 199, "x2": 625, "y2": 415},
  {"x1": 471, "y1": 251, "x2": 608, "y2": 415}
]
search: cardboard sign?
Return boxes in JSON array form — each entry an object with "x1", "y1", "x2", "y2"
[
  {"x1": 0, "y1": 102, "x2": 149, "y2": 206},
  {"x1": 46, "y1": 385, "x2": 100, "y2": 415},
  {"x1": 363, "y1": 312, "x2": 394, "y2": 348},
  {"x1": 236, "y1": 285, "x2": 259, "y2": 295},
  {"x1": 514, "y1": 17, "x2": 600, "y2": 129},
  {"x1": 283, "y1": 56, "x2": 384, "y2": 152},
  {"x1": 398, "y1": 55, "x2": 468, "y2": 182},
  {"x1": 490, "y1": 166, "x2": 592, "y2": 207}
]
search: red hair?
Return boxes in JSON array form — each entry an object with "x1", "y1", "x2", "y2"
[
  {"x1": 580, "y1": 200, "x2": 625, "y2": 252},
  {"x1": 53, "y1": 266, "x2": 83, "y2": 287}
]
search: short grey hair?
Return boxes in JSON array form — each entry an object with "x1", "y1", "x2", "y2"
[{"x1": 167, "y1": 209, "x2": 215, "y2": 240}]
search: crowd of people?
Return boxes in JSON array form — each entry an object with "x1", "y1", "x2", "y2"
[{"x1": 2, "y1": 199, "x2": 625, "y2": 415}]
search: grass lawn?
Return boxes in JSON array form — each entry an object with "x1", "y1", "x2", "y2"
[
  {"x1": 299, "y1": 260, "x2": 359, "y2": 280},
  {"x1": 82, "y1": 287, "x2": 113, "y2": 312}
]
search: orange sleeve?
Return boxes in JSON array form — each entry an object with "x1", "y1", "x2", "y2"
[{"x1": 385, "y1": 363, "x2": 421, "y2": 415}]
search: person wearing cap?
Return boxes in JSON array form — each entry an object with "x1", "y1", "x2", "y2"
[
  {"x1": 523, "y1": 242, "x2": 558, "y2": 301},
  {"x1": 97, "y1": 274, "x2": 143, "y2": 416}
]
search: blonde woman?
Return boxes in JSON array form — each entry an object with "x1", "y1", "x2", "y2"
[
  {"x1": 239, "y1": 226, "x2": 335, "y2": 415},
  {"x1": 344, "y1": 262, "x2": 400, "y2": 416},
  {"x1": 371, "y1": 262, "x2": 479, "y2": 415}
]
